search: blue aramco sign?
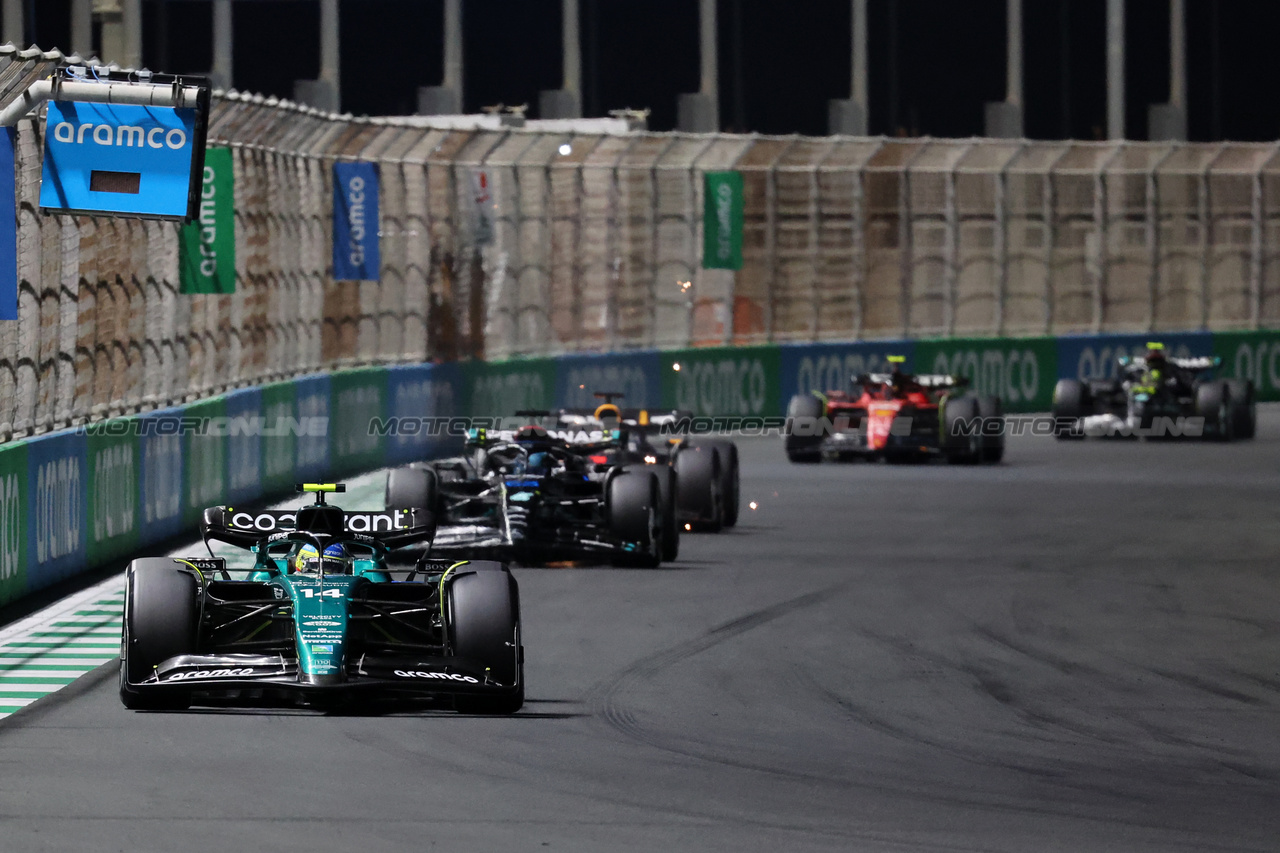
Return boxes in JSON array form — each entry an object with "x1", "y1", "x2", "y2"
[
  {"x1": 332, "y1": 161, "x2": 380, "y2": 281},
  {"x1": 39, "y1": 101, "x2": 201, "y2": 220}
]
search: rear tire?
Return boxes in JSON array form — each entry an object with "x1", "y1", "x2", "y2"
[
  {"x1": 784, "y1": 394, "x2": 825, "y2": 463},
  {"x1": 672, "y1": 444, "x2": 722, "y2": 532},
  {"x1": 976, "y1": 395, "x2": 1005, "y2": 463},
  {"x1": 695, "y1": 440, "x2": 739, "y2": 527},
  {"x1": 447, "y1": 565, "x2": 523, "y2": 715},
  {"x1": 654, "y1": 466, "x2": 680, "y2": 562},
  {"x1": 1225, "y1": 379, "x2": 1257, "y2": 440},
  {"x1": 943, "y1": 396, "x2": 982, "y2": 464},
  {"x1": 120, "y1": 559, "x2": 198, "y2": 710},
  {"x1": 607, "y1": 468, "x2": 662, "y2": 567}
]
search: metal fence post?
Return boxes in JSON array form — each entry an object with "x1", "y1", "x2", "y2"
[
  {"x1": 1199, "y1": 145, "x2": 1225, "y2": 329},
  {"x1": 1093, "y1": 144, "x2": 1126, "y2": 333},
  {"x1": 1248, "y1": 144, "x2": 1279, "y2": 330},
  {"x1": 1147, "y1": 146, "x2": 1177, "y2": 331}
]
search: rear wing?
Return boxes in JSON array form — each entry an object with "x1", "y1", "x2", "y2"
[
  {"x1": 1170, "y1": 356, "x2": 1222, "y2": 371},
  {"x1": 855, "y1": 372, "x2": 969, "y2": 389},
  {"x1": 556, "y1": 407, "x2": 691, "y2": 433},
  {"x1": 201, "y1": 506, "x2": 435, "y2": 550},
  {"x1": 1116, "y1": 355, "x2": 1221, "y2": 372}
]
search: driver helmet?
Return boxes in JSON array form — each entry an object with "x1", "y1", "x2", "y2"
[
  {"x1": 294, "y1": 542, "x2": 354, "y2": 575},
  {"x1": 526, "y1": 450, "x2": 551, "y2": 475},
  {"x1": 514, "y1": 425, "x2": 549, "y2": 442},
  {"x1": 886, "y1": 355, "x2": 909, "y2": 390},
  {"x1": 1144, "y1": 342, "x2": 1167, "y2": 364}
]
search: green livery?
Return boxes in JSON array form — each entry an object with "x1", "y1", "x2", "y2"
[{"x1": 119, "y1": 483, "x2": 523, "y2": 713}]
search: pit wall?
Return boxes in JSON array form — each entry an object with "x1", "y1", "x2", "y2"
[{"x1": 3, "y1": 328, "x2": 1280, "y2": 607}]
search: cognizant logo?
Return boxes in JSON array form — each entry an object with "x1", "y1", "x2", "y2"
[{"x1": 51, "y1": 122, "x2": 188, "y2": 150}]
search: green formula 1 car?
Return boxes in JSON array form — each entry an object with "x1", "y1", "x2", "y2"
[{"x1": 119, "y1": 484, "x2": 523, "y2": 714}]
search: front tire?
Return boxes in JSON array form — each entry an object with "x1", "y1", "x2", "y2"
[
  {"x1": 120, "y1": 559, "x2": 198, "y2": 710},
  {"x1": 1195, "y1": 380, "x2": 1234, "y2": 441},
  {"x1": 1052, "y1": 379, "x2": 1087, "y2": 441},
  {"x1": 385, "y1": 465, "x2": 440, "y2": 522},
  {"x1": 1225, "y1": 379, "x2": 1257, "y2": 439},
  {"x1": 672, "y1": 444, "x2": 722, "y2": 532},
  {"x1": 607, "y1": 468, "x2": 662, "y2": 567},
  {"x1": 448, "y1": 564, "x2": 523, "y2": 715},
  {"x1": 784, "y1": 394, "x2": 825, "y2": 462}
]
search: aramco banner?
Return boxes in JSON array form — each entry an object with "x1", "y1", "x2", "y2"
[
  {"x1": 179, "y1": 146, "x2": 236, "y2": 293},
  {"x1": 39, "y1": 100, "x2": 201, "y2": 220},
  {"x1": 703, "y1": 171, "x2": 743, "y2": 270},
  {"x1": 333, "y1": 162, "x2": 380, "y2": 281}
]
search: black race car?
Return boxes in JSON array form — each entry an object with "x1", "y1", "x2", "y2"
[
  {"x1": 120, "y1": 484, "x2": 524, "y2": 714},
  {"x1": 551, "y1": 396, "x2": 741, "y2": 549},
  {"x1": 1052, "y1": 349, "x2": 1256, "y2": 441},
  {"x1": 385, "y1": 425, "x2": 669, "y2": 567}
]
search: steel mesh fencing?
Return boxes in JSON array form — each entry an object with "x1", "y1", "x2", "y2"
[{"x1": 5, "y1": 42, "x2": 1280, "y2": 440}]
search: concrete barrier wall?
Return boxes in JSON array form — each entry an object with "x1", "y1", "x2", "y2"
[{"x1": 4, "y1": 328, "x2": 1279, "y2": 608}]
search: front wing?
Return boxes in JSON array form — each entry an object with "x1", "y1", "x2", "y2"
[{"x1": 126, "y1": 652, "x2": 519, "y2": 701}]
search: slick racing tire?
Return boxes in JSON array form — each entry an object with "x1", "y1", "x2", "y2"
[
  {"x1": 672, "y1": 444, "x2": 723, "y2": 532},
  {"x1": 120, "y1": 559, "x2": 198, "y2": 711},
  {"x1": 943, "y1": 395, "x2": 982, "y2": 464},
  {"x1": 696, "y1": 439, "x2": 740, "y2": 527},
  {"x1": 976, "y1": 394, "x2": 1005, "y2": 463},
  {"x1": 385, "y1": 465, "x2": 440, "y2": 525},
  {"x1": 1051, "y1": 379, "x2": 1087, "y2": 441},
  {"x1": 447, "y1": 564, "x2": 523, "y2": 715},
  {"x1": 1195, "y1": 379, "x2": 1234, "y2": 441},
  {"x1": 1225, "y1": 379, "x2": 1257, "y2": 440},
  {"x1": 654, "y1": 465, "x2": 680, "y2": 562},
  {"x1": 607, "y1": 467, "x2": 663, "y2": 568},
  {"x1": 784, "y1": 394, "x2": 824, "y2": 463}
]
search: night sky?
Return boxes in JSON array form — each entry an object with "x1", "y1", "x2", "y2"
[{"x1": 25, "y1": 0, "x2": 1280, "y2": 141}]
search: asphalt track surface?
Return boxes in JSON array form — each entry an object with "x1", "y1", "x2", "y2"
[{"x1": 4, "y1": 415, "x2": 1280, "y2": 852}]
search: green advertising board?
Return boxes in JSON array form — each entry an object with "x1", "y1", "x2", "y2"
[
  {"x1": 1212, "y1": 330, "x2": 1280, "y2": 403},
  {"x1": 915, "y1": 336, "x2": 1057, "y2": 413},
  {"x1": 179, "y1": 146, "x2": 236, "y2": 294},
  {"x1": 703, "y1": 171, "x2": 744, "y2": 270},
  {"x1": 466, "y1": 358, "x2": 558, "y2": 418},
  {"x1": 182, "y1": 397, "x2": 227, "y2": 528},
  {"x1": 0, "y1": 440, "x2": 27, "y2": 607},
  {"x1": 329, "y1": 368, "x2": 389, "y2": 476},
  {"x1": 661, "y1": 345, "x2": 781, "y2": 418},
  {"x1": 260, "y1": 381, "x2": 298, "y2": 493},
  {"x1": 86, "y1": 419, "x2": 141, "y2": 565}
]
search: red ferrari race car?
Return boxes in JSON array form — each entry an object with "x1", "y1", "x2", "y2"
[{"x1": 783, "y1": 358, "x2": 1005, "y2": 464}]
